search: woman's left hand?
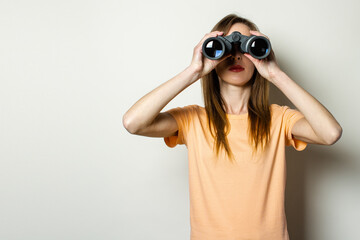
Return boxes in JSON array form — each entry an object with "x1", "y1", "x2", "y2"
[{"x1": 244, "y1": 30, "x2": 282, "y2": 82}]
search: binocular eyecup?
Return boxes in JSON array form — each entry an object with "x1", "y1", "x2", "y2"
[{"x1": 202, "y1": 31, "x2": 271, "y2": 60}]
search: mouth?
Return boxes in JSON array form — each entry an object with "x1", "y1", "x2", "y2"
[{"x1": 228, "y1": 65, "x2": 245, "y2": 72}]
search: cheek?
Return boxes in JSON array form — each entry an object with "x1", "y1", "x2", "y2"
[
  {"x1": 215, "y1": 62, "x2": 227, "y2": 76},
  {"x1": 243, "y1": 58, "x2": 255, "y2": 71}
]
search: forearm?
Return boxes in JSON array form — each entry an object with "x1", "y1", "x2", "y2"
[
  {"x1": 123, "y1": 66, "x2": 199, "y2": 133},
  {"x1": 271, "y1": 70, "x2": 342, "y2": 142}
]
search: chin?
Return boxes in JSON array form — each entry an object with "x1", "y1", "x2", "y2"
[
  {"x1": 223, "y1": 74, "x2": 251, "y2": 85},
  {"x1": 223, "y1": 79, "x2": 251, "y2": 87}
]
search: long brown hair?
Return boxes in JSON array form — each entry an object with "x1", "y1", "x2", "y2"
[{"x1": 201, "y1": 14, "x2": 271, "y2": 163}]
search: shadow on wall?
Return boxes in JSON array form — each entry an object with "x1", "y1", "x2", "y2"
[{"x1": 285, "y1": 144, "x2": 356, "y2": 240}]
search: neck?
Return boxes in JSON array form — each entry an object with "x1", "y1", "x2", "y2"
[{"x1": 219, "y1": 80, "x2": 251, "y2": 115}]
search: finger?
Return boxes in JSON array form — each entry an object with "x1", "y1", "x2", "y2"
[
  {"x1": 249, "y1": 30, "x2": 269, "y2": 39},
  {"x1": 267, "y1": 49, "x2": 277, "y2": 62},
  {"x1": 197, "y1": 31, "x2": 224, "y2": 47},
  {"x1": 195, "y1": 33, "x2": 223, "y2": 60},
  {"x1": 244, "y1": 53, "x2": 259, "y2": 65},
  {"x1": 212, "y1": 30, "x2": 224, "y2": 35},
  {"x1": 195, "y1": 32, "x2": 222, "y2": 55}
]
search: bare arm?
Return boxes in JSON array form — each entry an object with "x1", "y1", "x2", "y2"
[
  {"x1": 122, "y1": 31, "x2": 226, "y2": 137},
  {"x1": 245, "y1": 30, "x2": 342, "y2": 145},
  {"x1": 272, "y1": 71, "x2": 342, "y2": 145},
  {"x1": 122, "y1": 66, "x2": 199, "y2": 136}
]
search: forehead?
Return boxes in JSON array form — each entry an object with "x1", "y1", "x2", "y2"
[{"x1": 226, "y1": 23, "x2": 251, "y2": 36}]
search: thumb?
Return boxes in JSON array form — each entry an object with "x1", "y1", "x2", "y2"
[
  {"x1": 244, "y1": 53, "x2": 260, "y2": 67},
  {"x1": 244, "y1": 53, "x2": 258, "y2": 65}
]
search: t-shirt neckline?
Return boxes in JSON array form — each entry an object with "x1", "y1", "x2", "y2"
[
  {"x1": 197, "y1": 105, "x2": 248, "y2": 120},
  {"x1": 226, "y1": 112, "x2": 248, "y2": 119}
]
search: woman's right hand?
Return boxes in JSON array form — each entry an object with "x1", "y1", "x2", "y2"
[{"x1": 189, "y1": 31, "x2": 228, "y2": 80}]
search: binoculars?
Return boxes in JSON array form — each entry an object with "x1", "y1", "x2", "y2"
[{"x1": 202, "y1": 31, "x2": 271, "y2": 60}]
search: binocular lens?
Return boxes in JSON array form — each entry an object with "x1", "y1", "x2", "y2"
[
  {"x1": 202, "y1": 33, "x2": 271, "y2": 60},
  {"x1": 204, "y1": 40, "x2": 224, "y2": 58},
  {"x1": 250, "y1": 38, "x2": 269, "y2": 57}
]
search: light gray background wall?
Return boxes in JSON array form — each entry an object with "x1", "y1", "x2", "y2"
[{"x1": 0, "y1": 0, "x2": 359, "y2": 239}]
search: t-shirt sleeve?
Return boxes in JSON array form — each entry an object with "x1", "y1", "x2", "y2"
[
  {"x1": 283, "y1": 106, "x2": 308, "y2": 151},
  {"x1": 163, "y1": 105, "x2": 195, "y2": 148}
]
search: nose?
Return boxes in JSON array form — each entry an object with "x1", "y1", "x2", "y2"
[
  {"x1": 231, "y1": 55, "x2": 242, "y2": 61},
  {"x1": 230, "y1": 45, "x2": 242, "y2": 61}
]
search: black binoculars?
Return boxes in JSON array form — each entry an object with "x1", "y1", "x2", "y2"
[{"x1": 202, "y1": 31, "x2": 271, "y2": 60}]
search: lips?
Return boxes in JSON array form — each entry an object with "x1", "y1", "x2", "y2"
[{"x1": 229, "y1": 65, "x2": 245, "y2": 71}]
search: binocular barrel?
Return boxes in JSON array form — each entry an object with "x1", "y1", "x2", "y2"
[{"x1": 202, "y1": 31, "x2": 271, "y2": 60}]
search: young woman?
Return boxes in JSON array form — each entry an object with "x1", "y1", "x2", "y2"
[{"x1": 123, "y1": 14, "x2": 342, "y2": 240}]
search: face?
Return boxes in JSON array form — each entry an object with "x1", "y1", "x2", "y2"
[{"x1": 215, "y1": 23, "x2": 256, "y2": 87}]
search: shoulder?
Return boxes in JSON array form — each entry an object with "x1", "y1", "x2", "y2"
[
  {"x1": 270, "y1": 103, "x2": 285, "y2": 110},
  {"x1": 270, "y1": 103, "x2": 284, "y2": 116},
  {"x1": 179, "y1": 104, "x2": 204, "y2": 113},
  {"x1": 270, "y1": 103, "x2": 294, "y2": 114},
  {"x1": 270, "y1": 103, "x2": 297, "y2": 121},
  {"x1": 175, "y1": 104, "x2": 203, "y2": 113},
  {"x1": 270, "y1": 104, "x2": 304, "y2": 125},
  {"x1": 165, "y1": 104, "x2": 204, "y2": 118}
]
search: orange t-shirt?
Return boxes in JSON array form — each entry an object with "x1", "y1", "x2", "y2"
[{"x1": 164, "y1": 104, "x2": 307, "y2": 240}]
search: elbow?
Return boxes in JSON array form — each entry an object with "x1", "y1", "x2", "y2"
[
  {"x1": 122, "y1": 114, "x2": 139, "y2": 134},
  {"x1": 326, "y1": 126, "x2": 343, "y2": 145}
]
